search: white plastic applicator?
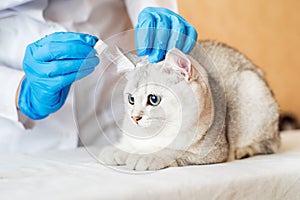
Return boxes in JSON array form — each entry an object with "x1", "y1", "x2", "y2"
[{"x1": 94, "y1": 39, "x2": 135, "y2": 73}]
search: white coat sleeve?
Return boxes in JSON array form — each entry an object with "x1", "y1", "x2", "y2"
[
  {"x1": 0, "y1": 66, "x2": 24, "y2": 122},
  {"x1": 0, "y1": 0, "x2": 34, "y2": 11},
  {"x1": 125, "y1": 0, "x2": 178, "y2": 26}
]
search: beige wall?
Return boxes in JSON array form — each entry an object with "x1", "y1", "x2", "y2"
[{"x1": 178, "y1": 0, "x2": 300, "y2": 119}]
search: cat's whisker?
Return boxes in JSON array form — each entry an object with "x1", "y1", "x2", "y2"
[{"x1": 148, "y1": 117, "x2": 165, "y2": 120}]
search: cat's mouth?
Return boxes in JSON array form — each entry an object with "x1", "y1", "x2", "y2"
[
  {"x1": 131, "y1": 117, "x2": 150, "y2": 127},
  {"x1": 130, "y1": 116, "x2": 166, "y2": 128},
  {"x1": 131, "y1": 116, "x2": 142, "y2": 124}
]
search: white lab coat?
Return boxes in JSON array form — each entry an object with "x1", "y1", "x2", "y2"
[{"x1": 0, "y1": 0, "x2": 177, "y2": 153}]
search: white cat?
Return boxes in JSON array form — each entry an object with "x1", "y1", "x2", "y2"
[{"x1": 98, "y1": 41, "x2": 280, "y2": 170}]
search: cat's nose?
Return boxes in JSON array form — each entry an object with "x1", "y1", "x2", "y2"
[{"x1": 131, "y1": 116, "x2": 142, "y2": 123}]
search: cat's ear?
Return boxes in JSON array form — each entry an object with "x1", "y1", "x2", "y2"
[{"x1": 163, "y1": 48, "x2": 192, "y2": 82}]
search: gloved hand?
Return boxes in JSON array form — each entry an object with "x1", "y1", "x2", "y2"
[
  {"x1": 18, "y1": 32, "x2": 100, "y2": 120},
  {"x1": 135, "y1": 7, "x2": 198, "y2": 63}
]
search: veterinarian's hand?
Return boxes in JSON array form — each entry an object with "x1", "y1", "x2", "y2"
[
  {"x1": 135, "y1": 7, "x2": 198, "y2": 63},
  {"x1": 18, "y1": 32, "x2": 99, "y2": 120}
]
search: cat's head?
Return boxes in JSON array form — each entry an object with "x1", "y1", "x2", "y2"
[{"x1": 120, "y1": 48, "x2": 211, "y2": 130}]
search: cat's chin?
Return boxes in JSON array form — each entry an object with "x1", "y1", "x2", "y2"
[
  {"x1": 133, "y1": 121, "x2": 151, "y2": 128},
  {"x1": 131, "y1": 119, "x2": 162, "y2": 129}
]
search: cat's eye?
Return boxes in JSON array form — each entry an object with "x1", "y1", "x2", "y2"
[
  {"x1": 147, "y1": 94, "x2": 161, "y2": 106},
  {"x1": 128, "y1": 94, "x2": 135, "y2": 105}
]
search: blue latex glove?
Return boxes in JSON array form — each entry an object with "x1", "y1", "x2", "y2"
[
  {"x1": 135, "y1": 7, "x2": 198, "y2": 63},
  {"x1": 18, "y1": 32, "x2": 100, "y2": 120}
]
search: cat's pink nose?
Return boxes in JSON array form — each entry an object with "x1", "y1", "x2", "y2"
[{"x1": 131, "y1": 116, "x2": 142, "y2": 123}]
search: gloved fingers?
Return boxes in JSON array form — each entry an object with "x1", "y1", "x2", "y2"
[
  {"x1": 18, "y1": 78, "x2": 58, "y2": 120},
  {"x1": 24, "y1": 56, "x2": 99, "y2": 78},
  {"x1": 18, "y1": 79, "x2": 46, "y2": 120},
  {"x1": 135, "y1": 12, "x2": 156, "y2": 56},
  {"x1": 135, "y1": 7, "x2": 198, "y2": 62},
  {"x1": 49, "y1": 56, "x2": 99, "y2": 77},
  {"x1": 167, "y1": 16, "x2": 186, "y2": 51},
  {"x1": 47, "y1": 57, "x2": 99, "y2": 77},
  {"x1": 51, "y1": 67, "x2": 95, "y2": 90},
  {"x1": 181, "y1": 24, "x2": 198, "y2": 54},
  {"x1": 29, "y1": 42, "x2": 97, "y2": 62},
  {"x1": 29, "y1": 85, "x2": 71, "y2": 119},
  {"x1": 35, "y1": 32, "x2": 98, "y2": 47},
  {"x1": 148, "y1": 13, "x2": 171, "y2": 63},
  {"x1": 155, "y1": 7, "x2": 197, "y2": 53}
]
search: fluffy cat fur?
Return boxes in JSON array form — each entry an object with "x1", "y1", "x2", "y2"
[{"x1": 99, "y1": 41, "x2": 280, "y2": 170}]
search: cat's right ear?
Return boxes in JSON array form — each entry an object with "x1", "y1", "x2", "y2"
[{"x1": 163, "y1": 48, "x2": 192, "y2": 82}]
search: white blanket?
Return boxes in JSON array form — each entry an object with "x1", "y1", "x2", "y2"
[{"x1": 1, "y1": 130, "x2": 300, "y2": 200}]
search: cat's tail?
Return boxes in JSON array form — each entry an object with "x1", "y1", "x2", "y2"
[{"x1": 279, "y1": 113, "x2": 300, "y2": 131}]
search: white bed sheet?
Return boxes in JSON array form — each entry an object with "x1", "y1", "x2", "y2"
[{"x1": 1, "y1": 130, "x2": 300, "y2": 200}]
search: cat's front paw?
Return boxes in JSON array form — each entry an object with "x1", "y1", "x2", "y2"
[
  {"x1": 98, "y1": 146, "x2": 129, "y2": 165},
  {"x1": 235, "y1": 146, "x2": 255, "y2": 159},
  {"x1": 125, "y1": 154, "x2": 178, "y2": 171}
]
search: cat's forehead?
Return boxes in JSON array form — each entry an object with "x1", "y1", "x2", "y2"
[
  {"x1": 126, "y1": 62, "x2": 163, "y2": 83},
  {"x1": 125, "y1": 79, "x2": 166, "y2": 95},
  {"x1": 124, "y1": 58, "x2": 190, "y2": 95}
]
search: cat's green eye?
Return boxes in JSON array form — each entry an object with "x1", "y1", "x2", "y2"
[
  {"x1": 147, "y1": 94, "x2": 161, "y2": 106},
  {"x1": 128, "y1": 94, "x2": 135, "y2": 105}
]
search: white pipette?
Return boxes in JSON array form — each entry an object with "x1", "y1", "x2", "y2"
[{"x1": 94, "y1": 39, "x2": 135, "y2": 73}]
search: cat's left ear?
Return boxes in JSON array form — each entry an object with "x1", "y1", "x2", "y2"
[{"x1": 163, "y1": 48, "x2": 192, "y2": 82}]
